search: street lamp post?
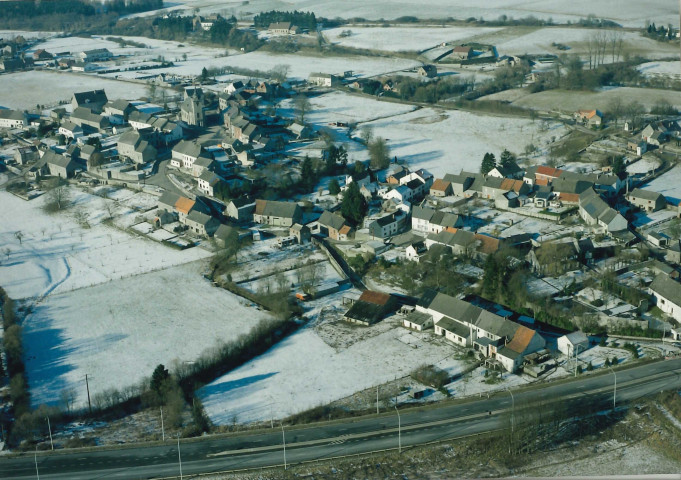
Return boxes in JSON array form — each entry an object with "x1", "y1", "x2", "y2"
[
  {"x1": 506, "y1": 388, "x2": 515, "y2": 434},
  {"x1": 506, "y1": 387, "x2": 515, "y2": 454},
  {"x1": 394, "y1": 405, "x2": 401, "y2": 453},
  {"x1": 34, "y1": 446, "x2": 40, "y2": 480},
  {"x1": 281, "y1": 423, "x2": 287, "y2": 470},
  {"x1": 177, "y1": 434, "x2": 183, "y2": 480},
  {"x1": 608, "y1": 366, "x2": 617, "y2": 409},
  {"x1": 46, "y1": 416, "x2": 53, "y2": 450}
]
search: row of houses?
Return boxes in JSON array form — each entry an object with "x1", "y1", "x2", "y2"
[{"x1": 408, "y1": 291, "x2": 546, "y2": 372}]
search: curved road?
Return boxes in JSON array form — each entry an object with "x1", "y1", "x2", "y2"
[{"x1": 2, "y1": 359, "x2": 681, "y2": 479}]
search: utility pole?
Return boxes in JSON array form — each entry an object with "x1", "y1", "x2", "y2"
[
  {"x1": 160, "y1": 407, "x2": 165, "y2": 441},
  {"x1": 177, "y1": 434, "x2": 183, "y2": 480},
  {"x1": 394, "y1": 405, "x2": 401, "y2": 453},
  {"x1": 376, "y1": 386, "x2": 379, "y2": 415},
  {"x1": 281, "y1": 423, "x2": 287, "y2": 470},
  {"x1": 85, "y1": 374, "x2": 92, "y2": 414},
  {"x1": 573, "y1": 344, "x2": 582, "y2": 377},
  {"x1": 46, "y1": 416, "x2": 53, "y2": 450}
]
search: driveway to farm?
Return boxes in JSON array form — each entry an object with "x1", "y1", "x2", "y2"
[
  {"x1": 146, "y1": 158, "x2": 190, "y2": 197},
  {"x1": 2, "y1": 358, "x2": 681, "y2": 479}
]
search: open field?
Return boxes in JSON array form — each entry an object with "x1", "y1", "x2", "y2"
[
  {"x1": 363, "y1": 105, "x2": 567, "y2": 176},
  {"x1": 279, "y1": 90, "x2": 567, "y2": 176},
  {"x1": 324, "y1": 26, "x2": 503, "y2": 52},
  {"x1": 475, "y1": 27, "x2": 679, "y2": 59},
  {"x1": 0, "y1": 188, "x2": 211, "y2": 300},
  {"x1": 481, "y1": 87, "x2": 681, "y2": 113},
  {"x1": 0, "y1": 70, "x2": 171, "y2": 110},
  {"x1": 0, "y1": 188, "x2": 268, "y2": 408},
  {"x1": 638, "y1": 60, "x2": 681, "y2": 79},
  {"x1": 24, "y1": 261, "x2": 268, "y2": 408},
  {"x1": 136, "y1": 0, "x2": 677, "y2": 28},
  {"x1": 199, "y1": 312, "x2": 468, "y2": 425}
]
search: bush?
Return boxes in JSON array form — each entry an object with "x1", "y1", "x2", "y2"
[{"x1": 411, "y1": 364, "x2": 450, "y2": 389}]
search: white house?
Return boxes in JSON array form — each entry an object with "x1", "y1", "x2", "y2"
[
  {"x1": 557, "y1": 331, "x2": 590, "y2": 357},
  {"x1": 649, "y1": 275, "x2": 681, "y2": 323},
  {"x1": 308, "y1": 73, "x2": 340, "y2": 87},
  {"x1": 0, "y1": 109, "x2": 27, "y2": 129}
]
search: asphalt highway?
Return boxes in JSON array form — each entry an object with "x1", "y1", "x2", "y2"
[{"x1": 2, "y1": 358, "x2": 680, "y2": 480}]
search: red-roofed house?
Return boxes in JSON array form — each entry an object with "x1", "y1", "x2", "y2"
[{"x1": 430, "y1": 178, "x2": 453, "y2": 197}]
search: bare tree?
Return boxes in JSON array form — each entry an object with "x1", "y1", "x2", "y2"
[
  {"x1": 4, "y1": 248, "x2": 10, "y2": 261},
  {"x1": 59, "y1": 387, "x2": 77, "y2": 414},
  {"x1": 44, "y1": 178, "x2": 71, "y2": 212},
  {"x1": 270, "y1": 64, "x2": 290, "y2": 83},
  {"x1": 294, "y1": 94, "x2": 312, "y2": 123},
  {"x1": 14, "y1": 231, "x2": 23, "y2": 245},
  {"x1": 360, "y1": 125, "x2": 374, "y2": 145},
  {"x1": 608, "y1": 30, "x2": 624, "y2": 63}
]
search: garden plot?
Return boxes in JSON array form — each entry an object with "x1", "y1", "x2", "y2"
[
  {"x1": 227, "y1": 240, "x2": 329, "y2": 283},
  {"x1": 626, "y1": 156, "x2": 660, "y2": 175},
  {"x1": 0, "y1": 70, "x2": 170, "y2": 110},
  {"x1": 240, "y1": 260, "x2": 343, "y2": 295},
  {"x1": 199, "y1": 314, "x2": 467, "y2": 425},
  {"x1": 360, "y1": 107, "x2": 566, "y2": 176},
  {"x1": 0, "y1": 187, "x2": 210, "y2": 300},
  {"x1": 24, "y1": 261, "x2": 269, "y2": 408},
  {"x1": 154, "y1": 0, "x2": 676, "y2": 28},
  {"x1": 323, "y1": 26, "x2": 502, "y2": 52},
  {"x1": 643, "y1": 164, "x2": 681, "y2": 205}
]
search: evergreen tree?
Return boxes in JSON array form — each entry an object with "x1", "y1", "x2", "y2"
[
  {"x1": 480, "y1": 152, "x2": 496, "y2": 174},
  {"x1": 328, "y1": 178, "x2": 341, "y2": 195},
  {"x1": 341, "y1": 181, "x2": 367, "y2": 226},
  {"x1": 201, "y1": 67, "x2": 209, "y2": 82},
  {"x1": 150, "y1": 364, "x2": 170, "y2": 395},
  {"x1": 611, "y1": 155, "x2": 627, "y2": 180},
  {"x1": 499, "y1": 149, "x2": 516, "y2": 168},
  {"x1": 300, "y1": 155, "x2": 316, "y2": 192}
]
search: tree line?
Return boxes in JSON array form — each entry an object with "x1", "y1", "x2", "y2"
[
  {"x1": 253, "y1": 10, "x2": 317, "y2": 31},
  {"x1": 0, "y1": 0, "x2": 162, "y2": 30}
]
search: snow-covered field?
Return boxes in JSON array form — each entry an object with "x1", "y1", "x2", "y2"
[
  {"x1": 279, "y1": 90, "x2": 566, "y2": 176},
  {"x1": 324, "y1": 26, "x2": 502, "y2": 52},
  {"x1": 482, "y1": 27, "x2": 677, "y2": 58},
  {"x1": 199, "y1": 313, "x2": 466, "y2": 424},
  {"x1": 142, "y1": 0, "x2": 677, "y2": 28},
  {"x1": 644, "y1": 164, "x2": 681, "y2": 205},
  {"x1": 484, "y1": 87, "x2": 681, "y2": 113},
  {"x1": 281, "y1": 90, "x2": 416, "y2": 125},
  {"x1": 0, "y1": 188, "x2": 270, "y2": 408},
  {"x1": 24, "y1": 262, "x2": 269, "y2": 407},
  {"x1": 638, "y1": 61, "x2": 681, "y2": 79},
  {"x1": 0, "y1": 189, "x2": 211, "y2": 300},
  {"x1": 626, "y1": 156, "x2": 660, "y2": 175},
  {"x1": 363, "y1": 107, "x2": 567, "y2": 176},
  {"x1": 0, "y1": 71, "x2": 168, "y2": 110}
]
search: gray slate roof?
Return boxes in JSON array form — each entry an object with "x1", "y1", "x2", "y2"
[
  {"x1": 318, "y1": 210, "x2": 346, "y2": 231},
  {"x1": 650, "y1": 275, "x2": 681, "y2": 305}
]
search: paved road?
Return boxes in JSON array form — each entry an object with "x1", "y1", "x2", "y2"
[{"x1": 2, "y1": 359, "x2": 681, "y2": 480}]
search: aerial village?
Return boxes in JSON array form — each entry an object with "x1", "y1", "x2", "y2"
[{"x1": 1, "y1": 5, "x2": 681, "y2": 454}]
